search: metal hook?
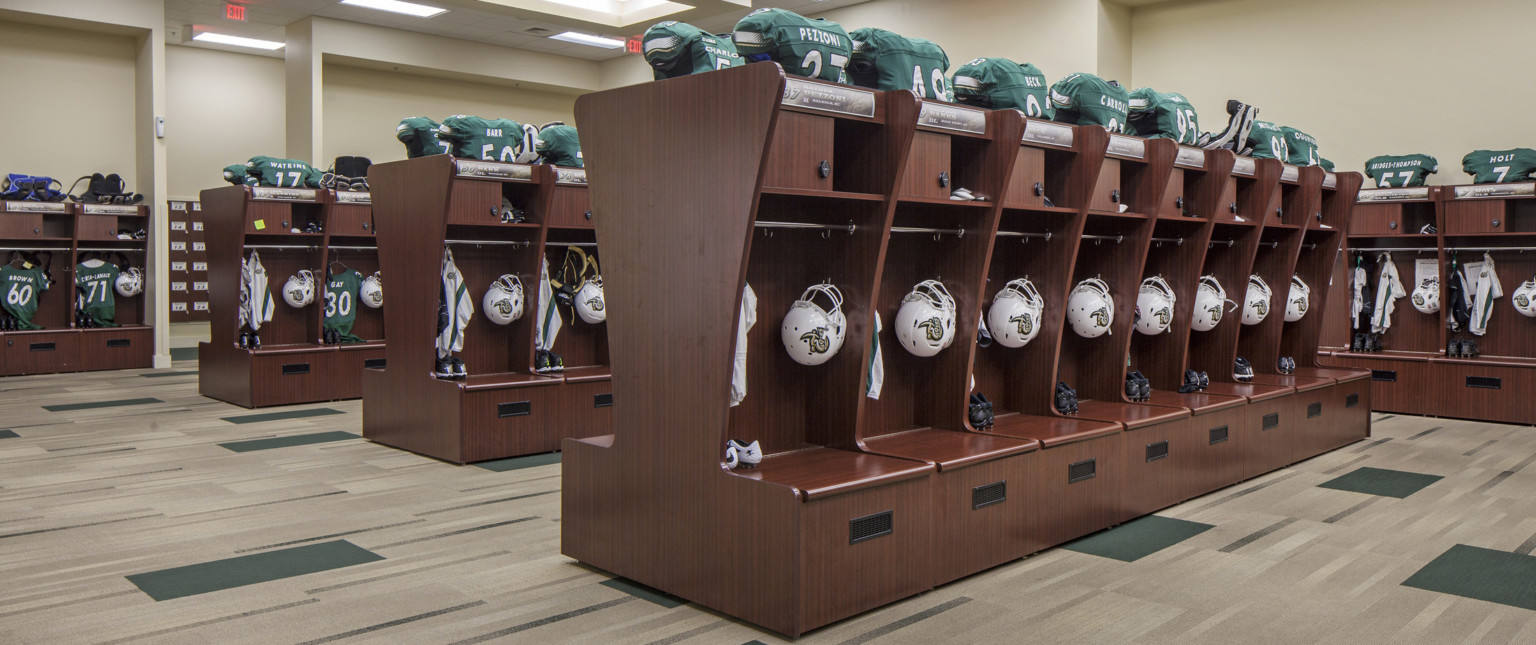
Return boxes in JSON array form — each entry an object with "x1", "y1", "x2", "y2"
[{"x1": 822, "y1": 229, "x2": 831, "y2": 239}]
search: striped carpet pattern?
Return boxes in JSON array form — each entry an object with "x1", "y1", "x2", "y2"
[{"x1": 3, "y1": 359, "x2": 1536, "y2": 643}]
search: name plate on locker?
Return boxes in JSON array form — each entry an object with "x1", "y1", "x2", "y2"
[
  {"x1": 171, "y1": 221, "x2": 186, "y2": 231},
  {"x1": 171, "y1": 302, "x2": 187, "y2": 312},
  {"x1": 334, "y1": 190, "x2": 371, "y2": 205},
  {"x1": 454, "y1": 160, "x2": 533, "y2": 181},
  {"x1": 554, "y1": 168, "x2": 588, "y2": 185},
  {"x1": 1021, "y1": 120, "x2": 1074, "y2": 148},
  {"x1": 1231, "y1": 157, "x2": 1256, "y2": 177},
  {"x1": 1280, "y1": 165, "x2": 1299, "y2": 182},
  {"x1": 781, "y1": 78, "x2": 877, "y2": 118},
  {"x1": 1323, "y1": 173, "x2": 1337, "y2": 189},
  {"x1": 84, "y1": 203, "x2": 139, "y2": 215},
  {"x1": 1106, "y1": 135, "x2": 1145, "y2": 159},
  {"x1": 1174, "y1": 147, "x2": 1206, "y2": 169},
  {"x1": 170, "y1": 201, "x2": 187, "y2": 212},
  {"x1": 171, "y1": 261, "x2": 187, "y2": 271},
  {"x1": 1454, "y1": 183, "x2": 1536, "y2": 199},
  {"x1": 6, "y1": 201, "x2": 68, "y2": 213},
  {"x1": 916, "y1": 101, "x2": 986, "y2": 135},
  {"x1": 194, "y1": 261, "x2": 208, "y2": 271},
  {"x1": 250, "y1": 186, "x2": 318, "y2": 202},
  {"x1": 1358, "y1": 187, "x2": 1431, "y2": 202},
  {"x1": 194, "y1": 301, "x2": 209, "y2": 311}
]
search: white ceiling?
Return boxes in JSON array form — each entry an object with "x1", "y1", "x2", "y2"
[{"x1": 167, "y1": 0, "x2": 873, "y2": 61}]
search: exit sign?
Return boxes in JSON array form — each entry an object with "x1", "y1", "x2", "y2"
[
  {"x1": 225, "y1": 3, "x2": 246, "y2": 21},
  {"x1": 626, "y1": 35, "x2": 642, "y2": 54}
]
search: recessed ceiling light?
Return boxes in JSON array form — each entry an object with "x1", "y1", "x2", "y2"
[
  {"x1": 339, "y1": 0, "x2": 448, "y2": 18},
  {"x1": 192, "y1": 32, "x2": 285, "y2": 50},
  {"x1": 549, "y1": 31, "x2": 626, "y2": 49}
]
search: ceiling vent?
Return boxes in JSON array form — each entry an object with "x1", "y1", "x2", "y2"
[{"x1": 524, "y1": 27, "x2": 554, "y2": 36}]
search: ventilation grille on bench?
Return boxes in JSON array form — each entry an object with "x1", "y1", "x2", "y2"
[
  {"x1": 106, "y1": 338, "x2": 131, "y2": 348},
  {"x1": 281, "y1": 363, "x2": 309, "y2": 375},
  {"x1": 1307, "y1": 402, "x2": 1323, "y2": 418},
  {"x1": 1371, "y1": 369, "x2": 1396, "y2": 382},
  {"x1": 972, "y1": 481, "x2": 1006, "y2": 509},
  {"x1": 1209, "y1": 425, "x2": 1229, "y2": 444},
  {"x1": 1262, "y1": 412, "x2": 1280, "y2": 430},
  {"x1": 594, "y1": 393, "x2": 613, "y2": 407},
  {"x1": 849, "y1": 511, "x2": 893, "y2": 544},
  {"x1": 1068, "y1": 458, "x2": 1097, "y2": 483},
  {"x1": 1146, "y1": 441, "x2": 1169, "y2": 462},
  {"x1": 498, "y1": 401, "x2": 531, "y2": 418},
  {"x1": 1467, "y1": 376, "x2": 1501, "y2": 389},
  {"x1": 364, "y1": 358, "x2": 386, "y2": 369},
  {"x1": 1345, "y1": 393, "x2": 1360, "y2": 408}
]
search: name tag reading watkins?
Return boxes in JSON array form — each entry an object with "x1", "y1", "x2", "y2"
[
  {"x1": 781, "y1": 78, "x2": 877, "y2": 118},
  {"x1": 251, "y1": 187, "x2": 317, "y2": 201},
  {"x1": 455, "y1": 160, "x2": 533, "y2": 181},
  {"x1": 917, "y1": 102, "x2": 986, "y2": 135}
]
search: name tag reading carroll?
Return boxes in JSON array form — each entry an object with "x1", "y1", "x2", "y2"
[
  {"x1": 917, "y1": 101, "x2": 987, "y2": 135},
  {"x1": 1106, "y1": 135, "x2": 1145, "y2": 160},
  {"x1": 454, "y1": 160, "x2": 533, "y2": 181},
  {"x1": 781, "y1": 78, "x2": 877, "y2": 118},
  {"x1": 1021, "y1": 120, "x2": 1074, "y2": 148}
]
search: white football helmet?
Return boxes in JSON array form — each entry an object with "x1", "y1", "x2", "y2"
[
  {"x1": 1241, "y1": 274, "x2": 1272, "y2": 326},
  {"x1": 1067, "y1": 277, "x2": 1114, "y2": 338},
  {"x1": 360, "y1": 272, "x2": 383, "y2": 308},
  {"x1": 576, "y1": 276, "x2": 606, "y2": 323},
  {"x1": 114, "y1": 267, "x2": 143, "y2": 297},
  {"x1": 1134, "y1": 276, "x2": 1177, "y2": 335},
  {"x1": 1411, "y1": 277, "x2": 1439, "y2": 314},
  {"x1": 896, "y1": 280, "x2": 957, "y2": 357},
  {"x1": 1284, "y1": 275, "x2": 1310, "y2": 322},
  {"x1": 482, "y1": 274, "x2": 525, "y2": 325},
  {"x1": 1513, "y1": 279, "x2": 1536, "y2": 318},
  {"x1": 283, "y1": 270, "x2": 315, "y2": 308},
  {"x1": 988, "y1": 278, "x2": 1044, "y2": 348},
  {"x1": 1192, "y1": 275, "x2": 1233, "y2": 332},
  {"x1": 781, "y1": 283, "x2": 847, "y2": 365}
]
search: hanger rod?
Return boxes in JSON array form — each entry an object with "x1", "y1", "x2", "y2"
[
  {"x1": 1351, "y1": 247, "x2": 1438, "y2": 253},
  {"x1": 446, "y1": 239, "x2": 531, "y2": 247},
  {"x1": 547, "y1": 242, "x2": 599, "y2": 247},
  {"x1": 79, "y1": 247, "x2": 146, "y2": 253},
  {"x1": 246, "y1": 244, "x2": 316, "y2": 250},
  {"x1": 7, "y1": 246, "x2": 70, "y2": 252},
  {"x1": 890, "y1": 225, "x2": 964, "y2": 237},
  {"x1": 755, "y1": 220, "x2": 855, "y2": 233},
  {"x1": 996, "y1": 230, "x2": 1052, "y2": 240},
  {"x1": 1082, "y1": 234, "x2": 1123, "y2": 243},
  {"x1": 1150, "y1": 236, "x2": 1183, "y2": 245},
  {"x1": 328, "y1": 245, "x2": 376, "y2": 251}
]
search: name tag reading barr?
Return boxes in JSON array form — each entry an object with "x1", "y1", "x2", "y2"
[
  {"x1": 454, "y1": 160, "x2": 533, "y2": 181},
  {"x1": 781, "y1": 78, "x2": 877, "y2": 118}
]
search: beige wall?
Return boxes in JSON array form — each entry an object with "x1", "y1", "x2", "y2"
[
  {"x1": 321, "y1": 64, "x2": 578, "y2": 165},
  {"x1": 165, "y1": 46, "x2": 285, "y2": 199},
  {"x1": 0, "y1": 20, "x2": 137, "y2": 190},
  {"x1": 1132, "y1": 0, "x2": 1529, "y2": 183}
]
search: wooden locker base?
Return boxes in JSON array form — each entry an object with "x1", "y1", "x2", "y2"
[{"x1": 198, "y1": 341, "x2": 365, "y2": 408}]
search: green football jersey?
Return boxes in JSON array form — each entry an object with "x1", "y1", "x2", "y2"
[
  {"x1": 951, "y1": 57, "x2": 1052, "y2": 119},
  {"x1": 222, "y1": 164, "x2": 248, "y2": 186},
  {"x1": 1319, "y1": 157, "x2": 1336, "y2": 172},
  {"x1": 397, "y1": 116, "x2": 451, "y2": 159},
  {"x1": 244, "y1": 156, "x2": 323, "y2": 188},
  {"x1": 74, "y1": 261, "x2": 120, "y2": 327},
  {"x1": 732, "y1": 8, "x2": 852, "y2": 84},
  {"x1": 1049, "y1": 73, "x2": 1129, "y2": 132},
  {"x1": 1462, "y1": 149, "x2": 1536, "y2": 184},
  {"x1": 1245, "y1": 121, "x2": 1289, "y2": 160},
  {"x1": 1, "y1": 263, "x2": 49, "y2": 330},
  {"x1": 1127, "y1": 88, "x2": 1200, "y2": 145},
  {"x1": 323, "y1": 269, "x2": 365, "y2": 343},
  {"x1": 536, "y1": 125, "x2": 582, "y2": 168},
  {"x1": 1281, "y1": 126, "x2": 1320, "y2": 166},
  {"x1": 642, "y1": 21, "x2": 742, "y2": 79},
  {"x1": 1364, "y1": 154, "x2": 1438, "y2": 188},
  {"x1": 438, "y1": 115, "x2": 525, "y2": 162},
  {"x1": 846, "y1": 28, "x2": 951, "y2": 101}
]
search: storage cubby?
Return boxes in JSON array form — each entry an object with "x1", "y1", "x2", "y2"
[
  {"x1": 562, "y1": 64, "x2": 1369, "y2": 638},
  {"x1": 1351, "y1": 186, "x2": 1439, "y2": 235},
  {"x1": 1443, "y1": 187, "x2": 1536, "y2": 234}
]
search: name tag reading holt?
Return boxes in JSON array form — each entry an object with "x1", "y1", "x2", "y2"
[
  {"x1": 455, "y1": 160, "x2": 533, "y2": 181},
  {"x1": 1455, "y1": 183, "x2": 1536, "y2": 199},
  {"x1": 781, "y1": 78, "x2": 876, "y2": 118},
  {"x1": 917, "y1": 102, "x2": 986, "y2": 135}
]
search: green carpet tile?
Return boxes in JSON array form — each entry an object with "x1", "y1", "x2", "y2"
[
  {"x1": 600, "y1": 578, "x2": 686, "y2": 608},
  {"x1": 1317, "y1": 466, "x2": 1443, "y2": 498},
  {"x1": 1063, "y1": 515, "x2": 1215, "y2": 562},
  {"x1": 220, "y1": 407, "x2": 347, "y2": 425},
  {"x1": 141, "y1": 370, "x2": 199, "y2": 378},
  {"x1": 169, "y1": 347, "x2": 198, "y2": 361},
  {"x1": 126, "y1": 540, "x2": 384, "y2": 601},
  {"x1": 1402, "y1": 544, "x2": 1536, "y2": 611},
  {"x1": 219, "y1": 431, "x2": 360, "y2": 453},
  {"x1": 42, "y1": 397, "x2": 162, "y2": 412},
  {"x1": 0, "y1": 429, "x2": 17, "y2": 439},
  {"x1": 475, "y1": 451, "x2": 562, "y2": 472}
]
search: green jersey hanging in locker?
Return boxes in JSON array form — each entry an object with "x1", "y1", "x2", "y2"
[
  {"x1": 323, "y1": 269, "x2": 366, "y2": 343},
  {"x1": 1, "y1": 263, "x2": 49, "y2": 330},
  {"x1": 1462, "y1": 148, "x2": 1536, "y2": 184},
  {"x1": 75, "y1": 260, "x2": 120, "y2": 327},
  {"x1": 951, "y1": 57, "x2": 1053, "y2": 119},
  {"x1": 438, "y1": 115, "x2": 525, "y2": 162},
  {"x1": 244, "y1": 156, "x2": 324, "y2": 188},
  {"x1": 1127, "y1": 88, "x2": 1200, "y2": 145},
  {"x1": 732, "y1": 8, "x2": 853, "y2": 84},
  {"x1": 397, "y1": 116, "x2": 451, "y2": 159},
  {"x1": 1049, "y1": 73, "x2": 1129, "y2": 132},
  {"x1": 1364, "y1": 154, "x2": 1438, "y2": 187},
  {"x1": 1245, "y1": 121, "x2": 1289, "y2": 160},
  {"x1": 1281, "y1": 126, "x2": 1320, "y2": 166},
  {"x1": 642, "y1": 21, "x2": 742, "y2": 79},
  {"x1": 846, "y1": 28, "x2": 951, "y2": 101}
]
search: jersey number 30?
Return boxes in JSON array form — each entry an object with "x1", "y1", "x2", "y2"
[{"x1": 325, "y1": 291, "x2": 352, "y2": 318}]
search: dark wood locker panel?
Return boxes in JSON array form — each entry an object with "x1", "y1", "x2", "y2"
[
  {"x1": 762, "y1": 109, "x2": 836, "y2": 192},
  {"x1": 81, "y1": 328, "x2": 153, "y2": 371}
]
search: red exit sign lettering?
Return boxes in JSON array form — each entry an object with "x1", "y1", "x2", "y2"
[
  {"x1": 626, "y1": 35, "x2": 642, "y2": 54},
  {"x1": 226, "y1": 3, "x2": 246, "y2": 21}
]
